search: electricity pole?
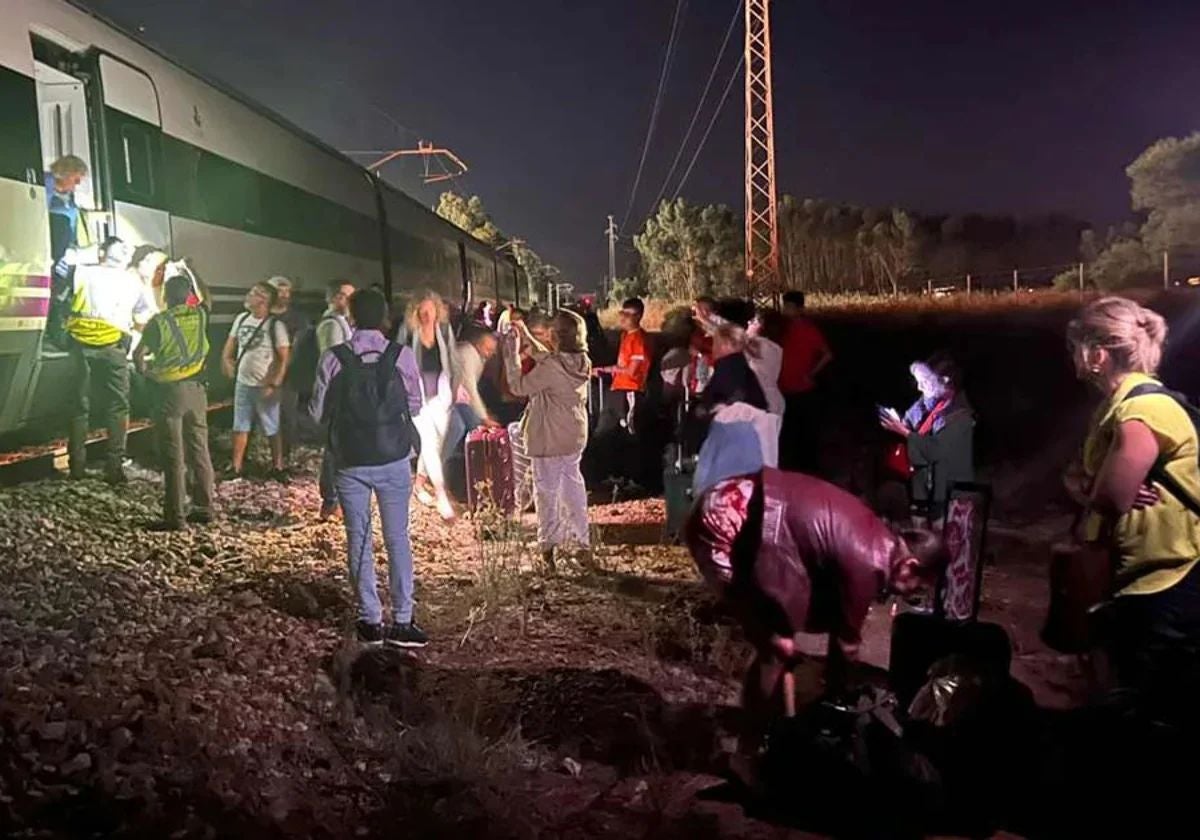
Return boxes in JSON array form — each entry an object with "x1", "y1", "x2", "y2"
[
  {"x1": 605, "y1": 215, "x2": 618, "y2": 303},
  {"x1": 745, "y1": 0, "x2": 780, "y2": 301}
]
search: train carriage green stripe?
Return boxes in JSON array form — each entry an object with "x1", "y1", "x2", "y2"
[{"x1": 0, "y1": 65, "x2": 42, "y2": 184}]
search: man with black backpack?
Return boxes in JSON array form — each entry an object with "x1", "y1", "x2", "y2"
[{"x1": 309, "y1": 288, "x2": 428, "y2": 648}]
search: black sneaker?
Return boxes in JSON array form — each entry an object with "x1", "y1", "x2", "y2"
[
  {"x1": 355, "y1": 621, "x2": 384, "y2": 646},
  {"x1": 145, "y1": 519, "x2": 185, "y2": 532},
  {"x1": 269, "y1": 468, "x2": 291, "y2": 484},
  {"x1": 385, "y1": 622, "x2": 428, "y2": 649},
  {"x1": 187, "y1": 511, "x2": 213, "y2": 525},
  {"x1": 104, "y1": 467, "x2": 128, "y2": 486},
  {"x1": 220, "y1": 467, "x2": 244, "y2": 483}
]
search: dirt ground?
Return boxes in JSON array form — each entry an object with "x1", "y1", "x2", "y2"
[{"x1": 0, "y1": 428, "x2": 1084, "y2": 839}]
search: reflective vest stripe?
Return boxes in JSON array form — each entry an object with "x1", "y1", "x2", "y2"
[{"x1": 150, "y1": 307, "x2": 208, "y2": 382}]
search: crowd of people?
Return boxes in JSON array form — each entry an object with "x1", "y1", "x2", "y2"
[{"x1": 48, "y1": 150, "x2": 1200, "y2": 792}]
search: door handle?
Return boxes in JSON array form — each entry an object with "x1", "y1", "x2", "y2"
[{"x1": 26, "y1": 167, "x2": 39, "y2": 185}]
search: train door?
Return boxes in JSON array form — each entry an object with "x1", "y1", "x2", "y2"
[
  {"x1": 95, "y1": 54, "x2": 168, "y2": 251},
  {"x1": 32, "y1": 39, "x2": 167, "y2": 269}
]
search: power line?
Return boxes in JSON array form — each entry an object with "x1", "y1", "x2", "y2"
[
  {"x1": 642, "y1": 0, "x2": 743, "y2": 230},
  {"x1": 619, "y1": 0, "x2": 688, "y2": 234},
  {"x1": 672, "y1": 53, "x2": 744, "y2": 200}
]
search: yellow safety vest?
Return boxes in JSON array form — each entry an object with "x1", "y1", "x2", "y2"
[{"x1": 147, "y1": 305, "x2": 209, "y2": 383}]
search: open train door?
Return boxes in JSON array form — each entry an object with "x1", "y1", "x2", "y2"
[{"x1": 95, "y1": 53, "x2": 169, "y2": 253}]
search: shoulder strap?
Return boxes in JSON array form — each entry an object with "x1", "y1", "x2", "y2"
[
  {"x1": 234, "y1": 313, "x2": 267, "y2": 367},
  {"x1": 1121, "y1": 382, "x2": 1200, "y2": 518},
  {"x1": 330, "y1": 342, "x2": 357, "y2": 368}
]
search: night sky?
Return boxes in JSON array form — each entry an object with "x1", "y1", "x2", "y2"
[{"x1": 83, "y1": 0, "x2": 1200, "y2": 291}]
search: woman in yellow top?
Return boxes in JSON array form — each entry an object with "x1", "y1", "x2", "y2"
[{"x1": 1067, "y1": 296, "x2": 1200, "y2": 711}]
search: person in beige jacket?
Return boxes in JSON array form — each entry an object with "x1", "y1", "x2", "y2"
[{"x1": 504, "y1": 309, "x2": 592, "y2": 567}]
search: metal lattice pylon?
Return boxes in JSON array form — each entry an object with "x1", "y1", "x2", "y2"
[{"x1": 744, "y1": 0, "x2": 779, "y2": 300}]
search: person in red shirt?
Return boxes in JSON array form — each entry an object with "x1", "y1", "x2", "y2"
[
  {"x1": 592, "y1": 297, "x2": 650, "y2": 486},
  {"x1": 777, "y1": 290, "x2": 832, "y2": 473}
]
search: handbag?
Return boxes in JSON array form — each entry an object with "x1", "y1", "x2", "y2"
[{"x1": 883, "y1": 441, "x2": 912, "y2": 481}]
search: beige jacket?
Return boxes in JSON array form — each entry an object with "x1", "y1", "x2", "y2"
[{"x1": 505, "y1": 346, "x2": 591, "y2": 457}]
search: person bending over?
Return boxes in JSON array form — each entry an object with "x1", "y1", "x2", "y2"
[{"x1": 685, "y1": 422, "x2": 947, "y2": 768}]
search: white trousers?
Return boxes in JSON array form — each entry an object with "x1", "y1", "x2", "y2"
[
  {"x1": 531, "y1": 453, "x2": 590, "y2": 550},
  {"x1": 414, "y1": 403, "x2": 451, "y2": 492}
]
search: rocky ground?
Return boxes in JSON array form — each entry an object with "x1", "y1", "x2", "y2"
[{"x1": 0, "y1": 437, "x2": 1077, "y2": 839}]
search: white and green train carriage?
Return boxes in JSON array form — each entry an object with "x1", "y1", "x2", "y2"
[{"x1": 0, "y1": 0, "x2": 523, "y2": 438}]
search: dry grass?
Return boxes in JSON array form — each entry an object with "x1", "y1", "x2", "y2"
[{"x1": 595, "y1": 287, "x2": 1200, "y2": 327}]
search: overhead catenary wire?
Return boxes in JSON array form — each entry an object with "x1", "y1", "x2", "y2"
[
  {"x1": 641, "y1": 0, "x2": 744, "y2": 231},
  {"x1": 618, "y1": 0, "x2": 689, "y2": 235},
  {"x1": 671, "y1": 52, "x2": 744, "y2": 200}
]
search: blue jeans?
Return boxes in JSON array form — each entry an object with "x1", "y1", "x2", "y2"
[
  {"x1": 443, "y1": 403, "x2": 483, "y2": 462},
  {"x1": 336, "y1": 459, "x2": 415, "y2": 625}
]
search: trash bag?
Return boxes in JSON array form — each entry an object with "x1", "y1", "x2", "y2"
[
  {"x1": 761, "y1": 686, "x2": 942, "y2": 838},
  {"x1": 904, "y1": 654, "x2": 1039, "y2": 836},
  {"x1": 907, "y1": 654, "x2": 989, "y2": 728}
]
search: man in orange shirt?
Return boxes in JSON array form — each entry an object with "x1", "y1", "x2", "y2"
[
  {"x1": 777, "y1": 290, "x2": 833, "y2": 473},
  {"x1": 592, "y1": 297, "x2": 651, "y2": 484}
]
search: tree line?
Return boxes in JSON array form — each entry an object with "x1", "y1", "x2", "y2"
[
  {"x1": 434, "y1": 131, "x2": 1200, "y2": 305},
  {"x1": 434, "y1": 192, "x2": 558, "y2": 303},
  {"x1": 620, "y1": 197, "x2": 1090, "y2": 302}
]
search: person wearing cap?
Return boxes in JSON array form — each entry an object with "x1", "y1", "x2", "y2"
[
  {"x1": 133, "y1": 274, "x2": 215, "y2": 530},
  {"x1": 265, "y1": 276, "x2": 309, "y2": 462},
  {"x1": 685, "y1": 421, "x2": 948, "y2": 777}
]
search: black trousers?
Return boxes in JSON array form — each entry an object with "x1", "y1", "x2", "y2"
[
  {"x1": 780, "y1": 391, "x2": 821, "y2": 474},
  {"x1": 1103, "y1": 560, "x2": 1200, "y2": 727},
  {"x1": 591, "y1": 388, "x2": 641, "y2": 483}
]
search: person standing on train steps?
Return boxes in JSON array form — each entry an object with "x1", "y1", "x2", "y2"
[
  {"x1": 45, "y1": 156, "x2": 92, "y2": 348},
  {"x1": 45, "y1": 155, "x2": 90, "y2": 263},
  {"x1": 309, "y1": 288, "x2": 428, "y2": 648},
  {"x1": 65, "y1": 236, "x2": 156, "y2": 485},
  {"x1": 267, "y1": 276, "x2": 309, "y2": 465},
  {"x1": 133, "y1": 274, "x2": 215, "y2": 531},
  {"x1": 315, "y1": 279, "x2": 356, "y2": 520},
  {"x1": 221, "y1": 281, "x2": 291, "y2": 481}
]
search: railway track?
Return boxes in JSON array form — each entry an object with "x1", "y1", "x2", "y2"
[{"x1": 0, "y1": 400, "x2": 231, "y2": 485}]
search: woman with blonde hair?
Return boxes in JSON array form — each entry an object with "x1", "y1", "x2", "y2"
[
  {"x1": 397, "y1": 290, "x2": 460, "y2": 520},
  {"x1": 1065, "y1": 295, "x2": 1200, "y2": 721}
]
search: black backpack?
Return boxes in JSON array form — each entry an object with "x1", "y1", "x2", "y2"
[
  {"x1": 287, "y1": 314, "x2": 336, "y2": 400},
  {"x1": 1122, "y1": 382, "x2": 1200, "y2": 515},
  {"x1": 327, "y1": 342, "x2": 420, "y2": 467}
]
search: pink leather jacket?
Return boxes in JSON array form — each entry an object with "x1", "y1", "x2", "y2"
[{"x1": 688, "y1": 468, "x2": 901, "y2": 651}]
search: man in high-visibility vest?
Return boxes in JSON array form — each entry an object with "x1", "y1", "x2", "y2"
[
  {"x1": 66, "y1": 236, "x2": 156, "y2": 483},
  {"x1": 134, "y1": 273, "x2": 215, "y2": 530}
]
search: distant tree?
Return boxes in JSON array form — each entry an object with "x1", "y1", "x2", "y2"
[
  {"x1": 634, "y1": 198, "x2": 742, "y2": 300},
  {"x1": 606, "y1": 275, "x2": 648, "y2": 307},
  {"x1": 436, "y1": 192, "x2": 504, "y2": 246},
  {"x1": 1128, "y1": 133, "x2": 1200, "y2": 255}
]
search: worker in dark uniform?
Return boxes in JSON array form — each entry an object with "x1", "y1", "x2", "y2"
[
  {"x1": 65, "y1": 237, "x2": 156, "y2": 484},
  {"x1": 133, "y1": 274, "x2": 215, "y2": 530}
]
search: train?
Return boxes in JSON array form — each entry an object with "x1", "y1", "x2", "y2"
[{"x1": 0, "y1": 0, "x2": 525, "y2": 438}]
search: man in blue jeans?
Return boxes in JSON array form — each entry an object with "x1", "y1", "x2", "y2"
[{"x1": 309, "y1": 288, "x2": 428, "y2": 648}]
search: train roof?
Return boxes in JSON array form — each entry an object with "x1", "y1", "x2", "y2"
[{"x1": 66, "y1": 0, "x2": 517, "y2": 268}]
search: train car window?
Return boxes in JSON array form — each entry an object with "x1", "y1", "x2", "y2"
[{"x1": 119, "y1": 124, "x2": 154, "y2": 199}]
